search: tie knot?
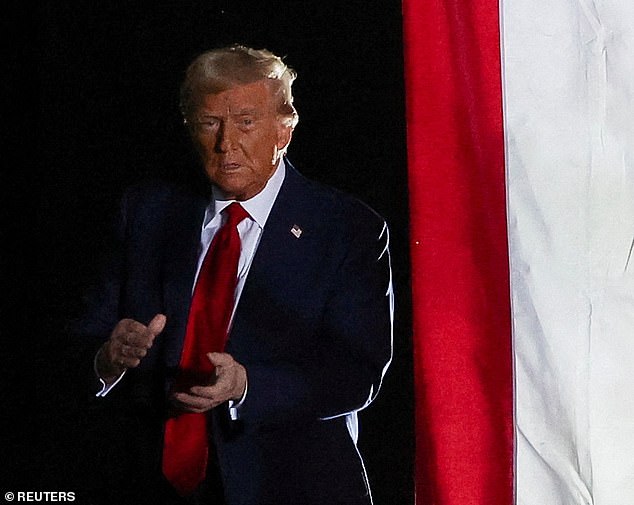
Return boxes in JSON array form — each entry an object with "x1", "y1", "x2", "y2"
[{"x1": 223, "y1": 202, "x2": 250, "y2": 227}]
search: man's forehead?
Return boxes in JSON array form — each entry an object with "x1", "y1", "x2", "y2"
[{"x1": 196, "y1": 80, "x2": 275, "y2": 113}]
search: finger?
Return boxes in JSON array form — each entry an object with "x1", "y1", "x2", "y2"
[
  {"x1": 113, "y1": 324, "x2": 152, "y2": 349},
  {"x1": 120, "y1": 343, "x2": 148, "y2": 359},
  {"x1": 114, "y1": 342, "x2": 144, "y2": 368},
  {"x1": 189, "y1": 384, "x2": 226, "y2": 399},
  {"x1": 120, "y1": 331, "x2": 153, "y2": 349},
  {"x1": 116, "y1": 331, "x2": 132, "y2": 346},
  {"x1": 147, "y1": 313, "x2": 167, "y2": 336},
  {"x1": 126, "y1": 314, "x2": 166, "y2": 348},
  {"x1": 171, "y1": 392, "x2": 216, "y2": 412}
]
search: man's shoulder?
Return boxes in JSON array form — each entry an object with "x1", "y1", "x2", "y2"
[
  {"x1": 284, "y1": 162, "x2": 386, "y2": 230},
  {"x1": 120, "y1": 178, "x2": 207, "y2": 205},
  {"x1": 287, "y1": 169, "x2": 387, "y2": 242},
  {"x1": 115, "y1": 179, "x2": 208, "y2": 234},
  {"x1": 118, "y1": 177, "x2": 207, "y2": 213}
]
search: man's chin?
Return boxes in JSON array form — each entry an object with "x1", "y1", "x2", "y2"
[{"x1": 212, "y1": 179, "x2": 260, "y2": 201}]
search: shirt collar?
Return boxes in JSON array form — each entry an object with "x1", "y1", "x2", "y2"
[{"x1": 205, "y1": 158, "x2": 286, "y2": 229}]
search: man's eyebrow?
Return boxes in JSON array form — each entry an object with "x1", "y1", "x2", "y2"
[
  {"x1": 232, "y1": 109, "x2": 258, "y2": 116},
  {"x1": 197, "y1": 109, "x2": 259, "y2": 118}
]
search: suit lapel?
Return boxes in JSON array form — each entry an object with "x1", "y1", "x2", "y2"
[
  {"x1": 158, "y1": 167, "x2": 326, "y2": 366},
  {"x1": 228, "y1": 165, "x2": 328, "y2": 350}
]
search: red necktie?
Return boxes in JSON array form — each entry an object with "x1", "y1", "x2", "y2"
[{"x1": 162, "y1": 202, "x2": 250, "y2": 496}]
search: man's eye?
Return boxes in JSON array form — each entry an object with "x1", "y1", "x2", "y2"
[
  {"x1": 240, "y1": 118, "x2": 254, "y2": 126},
  {"x1": 193, "y1": 119, "x2": 220, "y2": 132}
]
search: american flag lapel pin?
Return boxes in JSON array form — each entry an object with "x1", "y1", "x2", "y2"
[{"x1": 290, "y1": 224, "x2": 302, "y2": 238}]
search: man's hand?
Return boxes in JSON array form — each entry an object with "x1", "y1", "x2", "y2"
[
  {"x1": 96, "y1": 313, "x2": 167, "y2": 383},
  {"x1": 169, "y1": 353, "x2": 247, "y2": 414}
]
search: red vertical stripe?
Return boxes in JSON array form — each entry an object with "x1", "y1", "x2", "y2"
[{"x1": 402, "y1": 1, "x2": 513, "y2": 504}]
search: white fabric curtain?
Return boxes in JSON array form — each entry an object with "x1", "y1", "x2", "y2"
[{"x1": 502, "y1": 2, "x2": 634, "y2": 503}]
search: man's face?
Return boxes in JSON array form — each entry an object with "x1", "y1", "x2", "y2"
[{"x1": 189, "y1": 80, "x2": 292, "y2": 201}]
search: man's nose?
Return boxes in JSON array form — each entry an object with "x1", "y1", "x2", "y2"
[{"x1": 215, "y1": 121, "x2": 236, "y2": 152}]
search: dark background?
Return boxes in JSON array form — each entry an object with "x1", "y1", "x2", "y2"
[{"x1": 6, "y1": 1, "x2": 413, "y2": 503}]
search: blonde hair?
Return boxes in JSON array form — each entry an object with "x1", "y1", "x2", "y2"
[{"x1": 180, "y1": 44, "x2": 299, "y2": 128}]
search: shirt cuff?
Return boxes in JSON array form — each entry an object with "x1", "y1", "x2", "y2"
[{"x1": 228, "y1": 378, "x2": 248, "y2": 420}]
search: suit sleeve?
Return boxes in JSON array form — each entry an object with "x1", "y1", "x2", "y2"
[
  {"x1": 66, "y1": 191, "x2": 129, "y2": 397},
  {"x1": 237, "y1": 214, "x2": 394, "y2": 425}
]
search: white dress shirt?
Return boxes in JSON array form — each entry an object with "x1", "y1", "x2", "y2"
[
  {"x1": 197, "y1": 159, "x2": 286, "y2": 322},
  {"x1": 96, "y1": 159, "x2": 286, "y2": 409}
]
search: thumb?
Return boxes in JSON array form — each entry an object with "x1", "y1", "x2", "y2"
[
  {"x1": 207, "y1": 352, "x2": 232, "y2": 368},
  {"x1": 147, "y1": 313, "x2": 167, "y2": 336}
]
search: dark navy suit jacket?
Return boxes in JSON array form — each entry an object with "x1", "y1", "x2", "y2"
[{"x1": 77, "y1": 162, "x2": 393, "y2": 505}]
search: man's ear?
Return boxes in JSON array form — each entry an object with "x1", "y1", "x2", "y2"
[{"x1": 276, "y1": 123, "x2": 293, "y2": 151}]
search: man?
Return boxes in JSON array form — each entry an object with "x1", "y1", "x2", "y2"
[{"x1": 80, "y1": 44, "x2": 393, "y2": 505}]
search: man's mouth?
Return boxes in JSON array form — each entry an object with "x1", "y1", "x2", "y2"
[{"x1": 220, "y1": 162, "x2": 241, "y2": 171}]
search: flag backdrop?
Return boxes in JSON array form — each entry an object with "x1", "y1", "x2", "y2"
[{"x1": 403, "y1": 0, "x2": 634, "y2": 504}]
